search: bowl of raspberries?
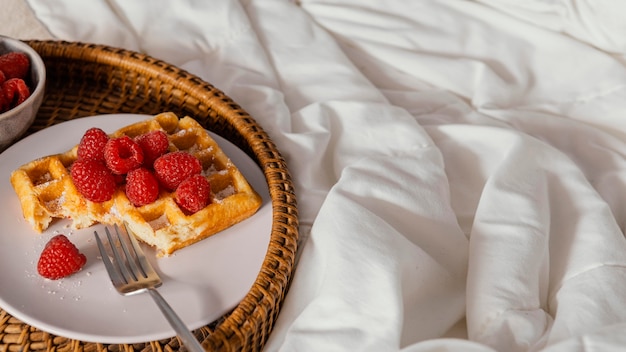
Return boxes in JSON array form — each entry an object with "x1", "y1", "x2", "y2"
[{"x1": 0, "y1": 35, "x2": 45, "y2": 152}]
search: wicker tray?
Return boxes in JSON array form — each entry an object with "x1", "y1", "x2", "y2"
[{"x1": 0, "y1": 40, "x2": 299, "y2": 352}]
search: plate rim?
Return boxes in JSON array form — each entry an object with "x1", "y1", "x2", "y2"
[{"x1": 0, "y1": 113, "x2": 272, "y2": 343}]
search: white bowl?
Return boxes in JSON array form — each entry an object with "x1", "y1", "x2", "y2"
[{"x1": 0, "y1": 35, "x2": 45, "y2": 152}]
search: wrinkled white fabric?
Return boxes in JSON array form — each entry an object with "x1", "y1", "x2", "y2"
[
  {"x1": 0, "y1": 0, "x2": 51, "y2": 40},
  {"x1": 10, "y1": 0, "x2": 626, "y2": 351}
]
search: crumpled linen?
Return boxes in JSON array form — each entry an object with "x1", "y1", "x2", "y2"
[
  {"x1": 0, "y1": 0, "x2": 51, "y2": 40},
  {"x1": 15, "y1": 0, "x2": 626, "y2": 351}
]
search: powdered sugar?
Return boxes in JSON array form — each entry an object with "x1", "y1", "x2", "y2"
[
  {"x1": 149, "y1": 213, "x2": 170, "y2": 230},
  {"x1": 214, "y1": 185, "x2": 235, "y2": 201}
]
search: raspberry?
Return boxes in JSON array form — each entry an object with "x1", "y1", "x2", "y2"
[
  {"x1": 0, "y1": 78, "x2": 30, "y2": 112},
  {"x1": 175, "y1": 174, "x2": 211, "y2": 213},
  {"x1": 153, "y1": 151, "x2": 202, "y2": 191},
  {"x1": 77, "y1": 127, "x2": 109, "y2": 161},
  {"x1": 37, "y1": 234, "x2": 87, "y2": 280},
  {"x1": 134, "y1": 130, "x2": 169, "y2": 167},
  {"x1": 125, "y1": 168, "x2": 160, "y2": 206},
  {"x1": 70, "y1": 159, "x2": 116, "y2": 202},
  {"x1": 0, "y1": 52, "x2": 30, "y2": 80},
  {"x1": 113, "y1": 173, "x2": 126, "y2": 185},
  {"x1": 0, "y1": 83, "x2": 8, "y2": 112},
  {"x1": 104, "y1": 136, "x2": 144, "y2": 174}
]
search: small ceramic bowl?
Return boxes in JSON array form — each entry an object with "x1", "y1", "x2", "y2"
[{"x1": 0, "y1": 35, "x2": 45, "y2": 152}]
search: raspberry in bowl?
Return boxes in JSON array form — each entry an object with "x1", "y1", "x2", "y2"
[{"x1": 0, "y1": 35, "x2": 46, "y2": 152}]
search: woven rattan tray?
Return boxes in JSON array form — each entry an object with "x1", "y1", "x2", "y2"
[{"x1": 0, "y1": 40, "x2": 299, "y2": 352}]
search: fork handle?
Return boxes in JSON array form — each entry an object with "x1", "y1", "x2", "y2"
[{"x1": 148, "y1": 288, "x2": 206, "y2": 352}]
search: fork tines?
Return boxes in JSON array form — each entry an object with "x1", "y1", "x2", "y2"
[{"x1": 95, "y1": 223, "x2": 162, "y2": 295}]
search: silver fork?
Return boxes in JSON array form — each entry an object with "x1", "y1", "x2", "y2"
[{"x1": 94, "y1": 224, "x2": 205, "y2": 352}]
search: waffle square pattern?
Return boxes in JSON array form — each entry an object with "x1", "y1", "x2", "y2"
[{"x1": 10, "y1": 112, "x2": 262, "y2": 256}]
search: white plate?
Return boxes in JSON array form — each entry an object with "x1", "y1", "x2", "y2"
[{"x1": 0, "y1": 114, "x2": 272, "y2": 344}]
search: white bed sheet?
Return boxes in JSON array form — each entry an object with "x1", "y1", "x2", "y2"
[{"x1": 5, "y1": 0, "x2": 626, "y2": 351}]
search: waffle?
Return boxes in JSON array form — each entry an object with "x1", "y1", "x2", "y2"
[{"x1": 10, "y1": 112, "x2": 263, "y2": 256}]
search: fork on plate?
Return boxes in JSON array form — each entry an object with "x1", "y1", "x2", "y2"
[{"x1": 94, "y1": 224, "x2": 205, "y2": 352}]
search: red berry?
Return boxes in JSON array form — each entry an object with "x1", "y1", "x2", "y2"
[
  {"x1": 37, "y1": 234, "x2": 87, "y2": 280},
  {"x1": 77, "y1": 127, "x2": 109, "y2": 161},
  {"x1": 153, "y1": 151, "x2": 202, "y2": 191},
  {"x1": 113, "y1": 173, "x2": 126, "y2": 184},
  {"x1": 104, "y1": 136, "x2": 144, "y2": 174},
  {"x1": 134, "y1": 130, "x2": 169, "y2": 167},
  {"x1": 175, "y1": 174, "x2": 211, "y2": 213},
  {"x1": 1, "y1": 78, "x2": 30, "y2": 111},
  {"x1": 70, "y1": 159, "x2": 116, "y2": 202},
  {"x1": 0, "y1": 84, "x2": 8, "y2": 112},
  {"x1": 125, "y1": 168, "x2": 160, "y2": 206},
  {"x1": 0, "y1": 52, "x2": 30, "y2": 80}
]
